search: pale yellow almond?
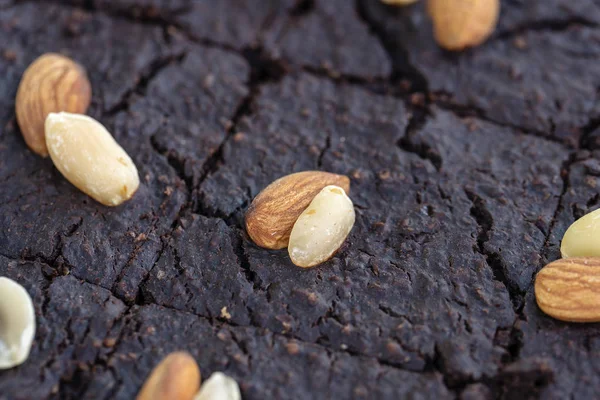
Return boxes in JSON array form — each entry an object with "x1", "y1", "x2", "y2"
[
  {"x1": 561, "y1": 208, "x2": 600, "y2": 258},
  {"x1": 45, "y1": 112, "x2": 139, "y2": 206},
  {"x1": 288, "y1": 185, "x2": 355, "y2": 268},
  {"x1": 245, "y1": 171, "x2": 350, "y2": 249},
  {"x1": 535, "y1": 258, "x2": 600, "y2": 323},
  {"x1": 428, "y1": 0, "x2": 500, "y2": 51},
  {"x1": 16, "y1": 53, "x2": 92, "y2": 157},
  {"x1": 193, "y1": 372, "x2": 241, "y2": 400},
  {"x1": 0, "y1": 277, "x2": 36, "y2": 370},
  {"x1": 137, "y1": 352, "x2": 201, "y2": 400}
]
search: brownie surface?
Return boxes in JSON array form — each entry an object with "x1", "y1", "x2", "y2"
[{"x1": 1, "y1": 1, "x2": 600, "y2": 399}]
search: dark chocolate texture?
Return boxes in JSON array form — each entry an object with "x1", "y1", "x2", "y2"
[{"x1": 1, "y1": 1, "x2": 599, "y2": 399}]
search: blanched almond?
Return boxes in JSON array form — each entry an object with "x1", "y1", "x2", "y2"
[
  {"x1": 45, "y1": 112, "x2": 139, "y2": 206},
  {"x1": 561, "y1": 208, "x2": 600, "y2": 258},
  {"x1": 288, "y1": 185, "x2": 355, "y2": 268},
  {"x1": 0, "y1": 277, "x2": 36, "y2": 370},
  {"x1": 193, "y1": 372, "x2": 241, "y2": 400}
]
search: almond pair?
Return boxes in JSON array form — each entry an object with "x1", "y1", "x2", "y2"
[
  {"x1": 137, "y1": 352, "x2": 240, "y2": 400},
  {"x1": 536, "y1": 209, "x2": 600, "y2": 322},
  {"x1": 245, "y1": 171, "x2": 355, "y2": 268},
  {"x1": 16, "y1": 54, "x2": 139, "y2": 206}
]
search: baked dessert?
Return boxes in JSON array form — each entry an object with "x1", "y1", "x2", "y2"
[{"x1": 1, "y1": 0, "x2": 599, "y2": 398}]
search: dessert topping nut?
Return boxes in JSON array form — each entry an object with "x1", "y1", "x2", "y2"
[
  {"x1": 535, "y1": 258, "x2": 600, "y2": 323},
  {"x1": 45, "y1": 112, "x2": 140, "y2": 206},
  {"x1": 137, "y1": 351, "x2": 201, "y2": 400},
  {"x1": 427, "y1": 0, "x2": 500, "y2": 51},
  {"x1": 0, "y1": 277, "x2": 36, "y2": 370},
  {"x1": 245, "y1": 171, "x2": 350, "y2": 249},
  {"x1": 194, "y1": 372, "x2": 241, "y2": 400},
  {"x1": 561, "y1": 208, "x2": 600, "y2": 258},
  {"x1": 288, "y1": 185, "x2": 355, "y2": 268},
  {"x1": 16, "y1": 53, "x2": 92, "y2": 156}
]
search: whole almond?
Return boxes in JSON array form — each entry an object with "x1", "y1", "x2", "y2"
[
  {"x1": 427, "y1": 0, "x2": 500, "y2": 51},
  {"x1": 137, "y1": 352, "x2": 201, "y2": 400},
  {"x1": 16, "y1": 53, "x2": 92, "y2": 156},
  {"x1": 560, "y1": 208, "x2": 600, "y2": 258},
  {"x1": 45, "y1": 112, "x2": 139, "y2": 206},
  {"x1": 245, "y1": 171, "x2": 350, "y2": 249},
  {"x1": 535, "y1": 258, "x2": 600, "y2": 322}
]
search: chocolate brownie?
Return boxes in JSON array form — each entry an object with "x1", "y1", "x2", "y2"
[{"x1": 0, "y1": 1, "x2": 599, "y2": 399}]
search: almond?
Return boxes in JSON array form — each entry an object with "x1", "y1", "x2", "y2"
[
  {"x1": 560, "y1": 208, "x2": 600, "y2": 258},
  {"x1": 427, "y1": 0, "x2": 500, "y2": 51},
  {"x1": 245, "y1": 171, "x2": 350, "y2": 249},
  {"x1": 0, "y1": 277, "x2": 36, "y2": 370},
  {"x1": 535, "y1": 258, "x2": 600, "y2": 322},
  {"x1": 137, "y1": 352, "x2": 201, "y2": 400},
  {"x1": 288, "y1": 185, "x2": 355, "y2": 268},
  {"x1": 16, "y1": 53, "x2": 92, "y2": 156},
  {"x1": 45, "y1": 112, "x2": 139, "y2": 207},
  {"x1": 193, "y1": 372, "x2": 241, "y2": 400}
]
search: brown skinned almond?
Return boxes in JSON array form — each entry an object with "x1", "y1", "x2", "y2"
[
  {"x1": 245, "y1": 171, "x2": 351, "y2": 249},
  {"x1": 16, "y1": 53, "x2": 92, "y2": 157},
  {"x1": 535, "y1": 258, "x2": 600, "y2": 323},
  {"x1": 136, "y1": 352, "x2": 201, "y2": 400}
]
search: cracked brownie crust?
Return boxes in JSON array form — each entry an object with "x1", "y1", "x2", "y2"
[{"x1": 1, "y1": 1, "x2": 600, "y2": 399}]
